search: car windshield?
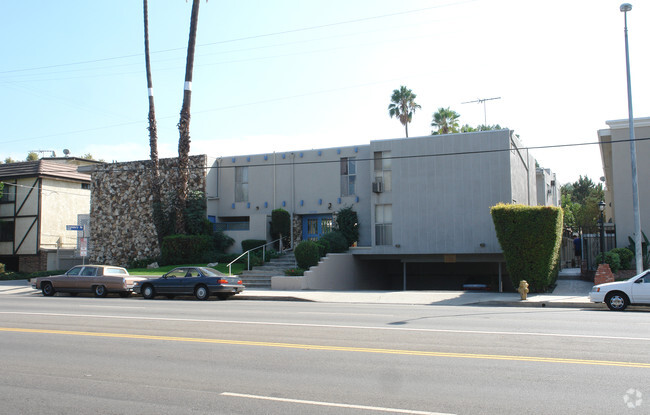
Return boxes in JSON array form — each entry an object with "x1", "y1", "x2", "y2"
[{"x1": 629, "y1": 271, "x2": 649, "y2": 281}]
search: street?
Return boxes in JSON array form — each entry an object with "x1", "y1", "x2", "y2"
[{"x1": 1, "y1": 293, "x2": 649, "y2": 414}]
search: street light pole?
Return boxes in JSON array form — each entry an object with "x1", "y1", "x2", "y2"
[{"x1": 620, "y1": 3, "x2": 643, "y2": 273}]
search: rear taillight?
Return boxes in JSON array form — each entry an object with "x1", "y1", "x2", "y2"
[
  {"x1": 217, "y1": 279, "x2": 229, "y2": 284},
  {"x1": 237, "y1": 280, "x2": 242, "y2": 285}
]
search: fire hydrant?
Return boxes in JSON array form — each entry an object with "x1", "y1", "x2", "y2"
[{"x1": 518, "y1": 280, "x2": 529, "y2": 300}]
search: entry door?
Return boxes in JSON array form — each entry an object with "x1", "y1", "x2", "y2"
[{"x1": 302, "y1": 215, "x2": 333, "y2": 241}]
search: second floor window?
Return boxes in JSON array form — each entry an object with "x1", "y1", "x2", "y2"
[
  {"x1": 0, "y1": 184, "x2": 16, "y2": 203},
  {"x1": 235, "y1": 166, "x2": 248, "y2": 202},
  {"x1": 374, "y1": 151, "x2": 392, "y2": 192},
  {"x1": 340, "y1": 157, "x2": 356, "y2": 196}
]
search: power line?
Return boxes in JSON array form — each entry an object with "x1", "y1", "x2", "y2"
[{"x1": 0, "y1": 0, "x2": 477, "y2": 76}]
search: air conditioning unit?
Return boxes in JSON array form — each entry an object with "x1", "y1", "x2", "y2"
[{"x1": 372, "y1": 180, "x2": 383, "y2": 193}]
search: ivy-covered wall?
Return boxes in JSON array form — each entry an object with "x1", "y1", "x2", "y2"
[{"x1": 89, "y1": 155, "x2": 206, "y2": 266}]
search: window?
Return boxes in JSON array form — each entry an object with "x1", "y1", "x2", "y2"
[
  {"x1": 66, "y1": 266, "x2": 83, "y2": 276},
  {"x1": 375, "y1": 204, "x2": 392, "y2": 246},
  {"x1": 80, "y1": 267, "x2": 98, "y2": 276},
  {"x1": 235, "y1": 166, "x2": 248, "y2": 202},
  {"x1": 374, "y1": 151, "x2": 392, "y2": 192},
  {"x1": 340, "y1": 157, "x2": 356, "y2": 196},
  {"x1": 81, "y1": 183, "x2": 90, "y2": 190},
  {"x1": 0, "y1": 184, "x2": 15, "y2": 203},
  {"x1": 0, "y1": 220, "x2": 14, "y2": 242}
]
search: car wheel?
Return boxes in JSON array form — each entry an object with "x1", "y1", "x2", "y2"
[
  {"x1": 118, "y1": 292, "x2": 132, "y2": 298},
  {"x1": 216, "y1": 293, "x2": 234, "y2": 300},
  {"x1": 195, "y1": 285, "x2": 209, "y2": 301},
  {"x1": 94, "y1": 285, "x2": 108, "y2": 298},
  {"x1": 605, "y1": 292, "x2": 629, "y2": 311},
  {"x1": 142, "y1": 285, "x2": 155, "y2": 299},
  {"x1": 41, "y1": 282, "x2": 55, "y2": 297}
]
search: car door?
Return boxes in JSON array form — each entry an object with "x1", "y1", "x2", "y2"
[
  {"x1": 55, "y1": 266, "x2": 83, "y2": 291},
  {"x1": 630, "y1": 273, "x2": 650, "y2": 303},
  {"x1": 77, "y1": 266, "x2": 99, "y2": 291},
  {"x1": 156, "y1": 269, "x2": 186, "y2": 294},
  {"x1": 179, "y1": 268, "x2": 200, "y2": 295}
]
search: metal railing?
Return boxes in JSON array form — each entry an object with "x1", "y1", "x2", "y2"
[{"x1": 227, "y1": 238, "x2": 285, "y2": 276}]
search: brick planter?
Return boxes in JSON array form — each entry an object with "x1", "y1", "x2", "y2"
[{"x1": 594, "y1": 263, "x2": 614, "y2": 286}]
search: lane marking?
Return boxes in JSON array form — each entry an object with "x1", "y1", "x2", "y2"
[
  {"x1": 220, "y1": 392, "x2": 454, "y2": 415},
  {"x1": 1, "y1": 327, "x2": 649, "y2": 369},
  {"x1": 1, "y1": 311, "x2": 649, "y2": 342}
]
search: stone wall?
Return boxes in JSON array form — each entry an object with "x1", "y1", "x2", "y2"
[{"x1": 89, "y1": 155, "x2": 206, "y2": 267}]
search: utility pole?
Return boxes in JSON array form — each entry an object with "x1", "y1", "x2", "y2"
[{"x1": 461, "y1": 97, "x2": 501, "y2": 126}]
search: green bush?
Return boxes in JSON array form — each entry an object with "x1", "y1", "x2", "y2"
[
  {"x1": 610, "y1": 247, "x2": 634, "y2": 270},
  {"x1": 284, "y1": 268, "x2": 305, "y2": 276},
  {"x1": 294, "y1": 241, "x2": 320, "y2": 270},
  {"x1": 161, "y1": 234, "x2": 212, "y2": 265},
  {"x1": 128, "y1": 257, "x2": 160, "y2": 269},
  {"x1": 0, "y1": 263, "x2": 4, "y2": 274},
  {"x1": 212, "y1": 231, "x2": 235, "y2": 253},
  {"x1": 491, "y1": 204, "x2": 563, "y2": 292},
  {"x1": 316, "y1": 240, "x2": 329, "y2": 257},
  {"x1": 242, "y1": 239, "x2": 266, "y2": 252},
  {"x1": 270, "y1": 209, "x2": 291, "y2": 248},
  {"x1": 319, "y1": 231, "x2": 348, "y2": 253},
  {"x1": 336, "y1": 206, "x2": 359, "y2": 247},
  {"x1": 215, "y1": 253, "x2": 243, "y2": 264},
  {"x1": 596, "y1": 251, "x2": 621, "y2": 273}
]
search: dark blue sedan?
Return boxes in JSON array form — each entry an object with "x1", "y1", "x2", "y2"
[{"x1": 133, "y1": 267, "x2": 244, "y2": 300}]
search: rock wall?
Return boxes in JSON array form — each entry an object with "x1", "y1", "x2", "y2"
[{"x1": 89, "y1": 155, "x2": 206, "y2": 267}]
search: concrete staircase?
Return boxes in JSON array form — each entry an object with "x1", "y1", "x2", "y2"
[{"x1": 239, "y1": 252, "x2": 297, "y2": 289}]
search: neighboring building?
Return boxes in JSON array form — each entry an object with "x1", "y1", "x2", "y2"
[
  {"x1": 598, "y1": 117, "x2": 650, "y2": 249},
  {"x1": 0, "y1": 159, "x2": 97, "y2": 272},
  {"x1": 536, "y1": 168, "x2": 559, "y2": 207}
]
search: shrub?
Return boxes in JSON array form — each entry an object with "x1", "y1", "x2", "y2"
[
  {"x1": 284, "y1": 268, "x2": 305, "y2": 276},
  {"x1": 319, "y1": 231, "x2": 348, "y2": 253},
  {"x1": 0, "y1": 263, "x2": 4, "y2": 274},
  {"x1": 128, "y1": 257, "x2": 160, "y2": 269},
  {"x1": 161, "y1": 234, "x2": 212, "y2": 265},
  {"x1": 212, "y1": 231, "x2": 235, "y2": 253},
  {"x1": 242, "y1": 239, "x2": 266, "y2": 252},
  {"x1": 610, "y1": 247, "x2": 634, "y2": 270},
  {"x1": 316, "y1": 240, "x2": 329, "y2": 257},
  {"x1": 596, "y1": 251, "x2": 621, "y2": 273},
  {"x1": 336, "y1": 206, "x2": 359, "y2": 247},
  {"x1": 270, "y1": 209, "x2": 291, "y2": 248},
  {"x1": 294, "y1": 240, "x2": 320, "y2": 270},
  {"x1": 491, "y1": 204, "x2": 563, "y2": 292}
]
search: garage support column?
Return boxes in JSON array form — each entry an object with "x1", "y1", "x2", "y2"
[
  {"x1": 498, "y1": 262, "x2": 503, "y2": 293},
  {"x1": 403, "y1": 262, "x2": 407, "y2": 291}
]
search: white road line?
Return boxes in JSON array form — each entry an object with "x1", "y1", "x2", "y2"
[
  {"x1": 220, "y1": 392, "x2": 455, "y2": 415},
  {"x1": 297, "y1": 311, "x2": 395, "y2": 317},
  {"x1": 2, "y1": 311, "x2": 649, "y2": 342}
]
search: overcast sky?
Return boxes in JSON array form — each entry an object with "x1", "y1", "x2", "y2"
[{"x1": 2, "y1": 0, "x2": 648, "y2": 185}]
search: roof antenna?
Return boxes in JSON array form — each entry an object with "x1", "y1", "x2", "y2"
[{"x1": 461, "y1": 97, "x2": 501, "y2": 126}]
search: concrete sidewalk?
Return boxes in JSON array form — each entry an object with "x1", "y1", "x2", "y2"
[
  {"x1": 1, "y1": 277, "x2": 603, "y2": 309},
  {"x1": 235, "y1": 279, "x2": 600, "y2": 309}
]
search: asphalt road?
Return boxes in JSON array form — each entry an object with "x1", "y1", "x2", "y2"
[{"x1": 1, "y1": 294, "x2": 649, "y2": 415}]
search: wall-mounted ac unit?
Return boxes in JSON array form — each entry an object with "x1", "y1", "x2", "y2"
[{"x1": 372, "y1": 181, "x2": 383, "y2": 193}]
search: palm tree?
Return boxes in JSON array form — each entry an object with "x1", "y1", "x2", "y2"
[
  {"x1": 388, "y1": 86, "x2": 421, "y2": 138},
  {"x1": 431, "y1": 107, "x2": 460, "y2": 135},
  {"x1": 176, "y1": 0, "x2": 201, "y2": 234},
  {"x1": 143, "y1": 0, "x2": 164, "y2": 243}
]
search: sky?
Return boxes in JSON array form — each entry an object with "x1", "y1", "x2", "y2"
[{"x1": 2, "y1": 0, "x2": 649, "y2": 185}]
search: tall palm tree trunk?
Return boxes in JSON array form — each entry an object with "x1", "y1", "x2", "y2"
[
  {"x1": 143, "y1": 0, "x2": 164, "y2": 244},
  {"x1": 175, "y1": 0, "x2": 201, "y2": 234}
]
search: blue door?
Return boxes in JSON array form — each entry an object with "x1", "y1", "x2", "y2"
[{"x1": 302, "y1": 215, "x2": 333, "y2": 241}]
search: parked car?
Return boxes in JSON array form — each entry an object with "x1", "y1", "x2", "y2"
[
  {"x1": 133, "y1": 266, "x2": 244, "y2": 301},
  {"x1": 30, "y1": 265, "x2": 147, "y2": 297},
  {"x1": 589, "y1": 269, "x2": 650, "y2": 310}
]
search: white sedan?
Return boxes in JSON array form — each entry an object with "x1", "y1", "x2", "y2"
[{"x1": 589, "y1": 270, "x2": 650, "y2": 311}]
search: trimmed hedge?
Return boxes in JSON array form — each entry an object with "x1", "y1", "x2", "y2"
[
  {"x1": 319, "y1": 231, "x2": 348, "y2": 254},
  {"x1": 242, "y1": 239, "x2": 266, "y2": 252},
  {"x1": 161, "y1": 234, "x2": 212, "y2": 265},
  {"x1": 336, "y1": 206, "x2": 359, "y2": 247},
  {"x1": 294, "y1": 240, "x2": 320, "y2": 270},
  {"x1": 491, "y1": 204, "x2": 563, "y2": 292}
]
